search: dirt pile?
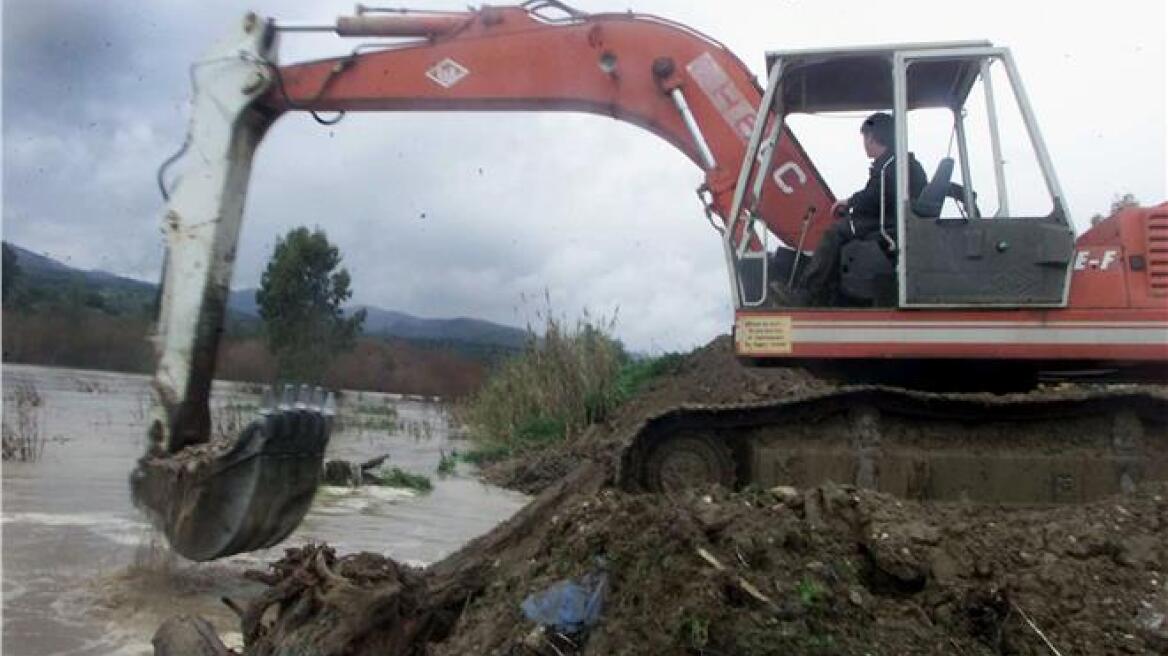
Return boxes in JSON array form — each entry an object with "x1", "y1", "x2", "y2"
[
  {"x1": 480, "y1": 336, "x2": 826, "y2": 494},
  {"x1": 220, "y1": 481, "x2": 1167, "y2": 655},
  {"x1": 441, "y1": 483, "x2": 1168, "y2": 655}
]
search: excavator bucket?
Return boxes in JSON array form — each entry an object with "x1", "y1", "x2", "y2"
[
  {"x1": 127, "y1": 14, "x2": 316, "y2": 561},
  {"x1": 131, "y1": 405, "x2": 331, "y2": 562}
]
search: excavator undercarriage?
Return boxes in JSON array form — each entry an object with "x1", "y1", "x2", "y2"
[{"x1": 622, "y1": 387, "x2": 1168, "y2": 504}]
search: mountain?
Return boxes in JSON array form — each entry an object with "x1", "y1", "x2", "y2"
[
  {"x1": 5, "y1": 243, "x2": 157, "y2": 315},
  {"x1": 222, "y1": 288, "x2": 526, "y2": 350},
  {"x1": 5, "y1": 245, "x2": 80, "y2": 278},
  {"x1": 3, "y1": 243, "x2": 525, "y2": 352},
  {"x1": 7, "y1": 244, "x2": 153, "y2": 290},
  {"x1": 359, "y1": 306, "x2": 527, "y2": 349}
]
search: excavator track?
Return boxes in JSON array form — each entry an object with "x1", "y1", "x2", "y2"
[{"x1": 619, "y1": 386, "x2": 1168, "y2": 504}]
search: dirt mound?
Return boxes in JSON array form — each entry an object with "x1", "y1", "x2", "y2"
[
  {"x1": 208, "y1": 480, "x2": 1166, "y2": 655},
  {"x1": 438, "y1": 482, "x2": 1167, "y2": 655},
  {"x1": 481, "y1": 336, "x2": 825, "y2": 494}
]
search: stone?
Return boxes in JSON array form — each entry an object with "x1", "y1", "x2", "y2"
[{"x1": 770, "y1": 485, "x2": 799, "y2": 503}]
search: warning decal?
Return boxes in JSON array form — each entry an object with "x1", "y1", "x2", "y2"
[{"x1": 735, "y1": 315, "x2": 793, "y2": 355}]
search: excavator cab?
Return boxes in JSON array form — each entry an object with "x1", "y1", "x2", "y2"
[{"x1": 729, "y1": 42, "x2": 1076, "y2": 309}]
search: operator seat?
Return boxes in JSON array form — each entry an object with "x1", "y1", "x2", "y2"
[
  {"x1": 912, "y1": 157, "x2": 955, "y2": 218},
  {"x1": 838, "y1": 157, "x2": 955, "y2": 305}
]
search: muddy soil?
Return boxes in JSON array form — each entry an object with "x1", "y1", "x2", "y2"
[
  {"x1": 165, "y1": 336, "x2": 1168, "y2": 655},
  {"x1": 218, "y1": 479, "x2": 1167, "y2": 655},
  {"x1": 438, "y1": 483, "x2": 1168, "y2": 655}
]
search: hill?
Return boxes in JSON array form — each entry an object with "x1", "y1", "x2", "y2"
[{"x1": 3, "y1": 242, "x2": 525, "y2": 353}]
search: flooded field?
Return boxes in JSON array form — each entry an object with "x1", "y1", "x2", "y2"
[{"x1": 1, "y1": 364, "x2": 529, "y2": 655}]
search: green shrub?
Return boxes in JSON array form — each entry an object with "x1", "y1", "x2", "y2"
[
  {"x1": 457, "y1": 312, "x2": 619, "y2": 459},
  {"x1": 458, "y1": 309, "x2": 683, "y2": 463},
  {"x1": 458, "y1": 444, "x2": 512, "y2": 466},
  {"x1": 370, "y1": 467, "x2": 433, "y2": 492},
  {"x1": 612, "y1": 352, "x2": 685, "y2": 403},
  {"x1": 436, "y1": 449, "x2": 457, "y2": 476},
  {"x1": 797, "y1": 576, "x2": 826, "y2": 608}
]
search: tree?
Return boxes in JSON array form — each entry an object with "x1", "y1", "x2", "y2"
[
  {"x1": 256, "y1": 227, "x2": 366, "y2": 381},
  {"x1": 1090, "y1": 193, "x2": 1139, "y2": 226},
  {"x1": 2, "y1": 242, "x2": 21, "y2": 306}
]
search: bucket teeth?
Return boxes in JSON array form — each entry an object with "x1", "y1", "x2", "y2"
[{"x1": 130, "y1": 391, "x2": 332, "y2": 562}]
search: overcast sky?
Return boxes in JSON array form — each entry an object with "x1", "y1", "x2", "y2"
[{"x1": 3, "y1": 1, "x2": 1165, "y2": 352}]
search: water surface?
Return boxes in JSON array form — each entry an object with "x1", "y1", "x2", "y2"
[{"x1": 2, "y1": 364, "x2": 528, "y2": 655}]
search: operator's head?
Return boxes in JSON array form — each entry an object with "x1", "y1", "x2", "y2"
[{"x1": 861, "y1": 112, "x2": 894, "y2": 158}]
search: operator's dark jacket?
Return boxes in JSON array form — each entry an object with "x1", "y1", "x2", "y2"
[
  {"x1": 846, "y1": 150, "x2": 928, "y2": 233},
  {"x1": 798, "y1": 150, "x2": 928, "y2": 304}
]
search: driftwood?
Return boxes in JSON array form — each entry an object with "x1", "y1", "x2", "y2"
[
  {"x1": 359, "y1": 454, "x2": 389, "y2": 471},
  {"x1": 152, "y1": 615, "x2": 232, "y2": 656},
  {"x1": 154, "y1": 462, "x2": 607, "y2": 655},
  {"x1": 243, "y1": 462, "x2": 606, "y2": 655},
  {"x1": 321, "y1": 454, "x2": 392, "y2": 486}
]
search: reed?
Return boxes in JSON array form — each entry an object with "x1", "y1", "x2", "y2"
[
  {"x1": 2, "y1": 382, "x2": 45, "y2": 462},
  {"x1": 458, "y1": 308, "x2": 680, "y2": 463}
]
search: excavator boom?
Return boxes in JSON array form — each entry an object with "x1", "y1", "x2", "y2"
[{"x1": 261, "y1": 4, "x2": 837, "y2": 250}]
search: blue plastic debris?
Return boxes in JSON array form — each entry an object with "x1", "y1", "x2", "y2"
[{"x1": 520, "y1": 568, "x2": 608, "y2": 634}]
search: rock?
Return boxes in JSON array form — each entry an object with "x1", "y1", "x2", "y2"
[
  {"x1": 804, "y1": 560, "x2": 827, "y2": 575},
  {"x1": 693, "y1": 503, "x2": 734, "y2": 535},
  {"x1": 322, "y1": 459, "x2": 362, "y2": 486},
  {"x1": 973, "y1": 558, "x2": 994, "y2": 578},
  {"x1": 770, "y1": 485, "x2": 799, "y2": 503},
  {"x1": 904, "y1": 521, "x2": 941, "y2": 546},
  {"x1": 522, "y1": 625, "x2": 547, "y2": 650},
  {"x1": 864, "y1": 531, "x2": 929, "y2": 586},
  {"x1": 929, "y1": 548, "x2": 961, "y2": 583},
  {"x1": 848, "y1": 587, "x2": 865, "y2": 607},
  {"x1": 802, "y1": 491, "x2": 824, "y2": 529},
  {"x1": 818, "y1": 482, "x2": 855, "y2": 517},
  {"x1": 1116, "y1": 536, "x2": 1160, "y2": 568}
]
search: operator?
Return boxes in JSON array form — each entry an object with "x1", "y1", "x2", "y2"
[{"x1": 794, "y1": 112, "x2": 927, "y2": 305}]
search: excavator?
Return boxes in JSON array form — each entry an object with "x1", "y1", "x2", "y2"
[{"x1": 131, "y1": 1, "x2": 1168, "y2": 561}]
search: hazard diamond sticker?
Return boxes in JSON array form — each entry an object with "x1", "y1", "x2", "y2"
[{"x1": 426, "y1": 58, "x2": 469, "y2": 88}]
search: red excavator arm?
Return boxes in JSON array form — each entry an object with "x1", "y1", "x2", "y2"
[{"x1": 263, "y1": 4, "x2": 834, "y2": 251}]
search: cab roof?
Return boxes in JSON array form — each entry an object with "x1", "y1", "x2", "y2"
[{"x1": 764, "y1": 41, "x2": 995, "y2": 114}]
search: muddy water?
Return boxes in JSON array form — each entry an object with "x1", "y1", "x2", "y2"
[{"x1": 1, "y1": 364, "x2": 529, "y2": 655}]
